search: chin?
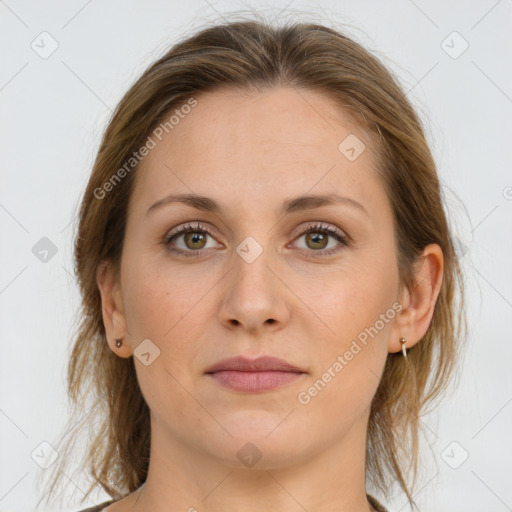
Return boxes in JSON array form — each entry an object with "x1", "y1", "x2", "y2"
[{"x1": 196, "y1": 416, "x2": 319, "y2": 470}]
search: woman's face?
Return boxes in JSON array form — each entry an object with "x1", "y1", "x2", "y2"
[{"x1": 109, "y1": 86, "x2": 406, "y2": 468}]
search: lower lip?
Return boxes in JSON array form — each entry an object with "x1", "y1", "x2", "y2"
[{"x1": 208, "y1": 370, "x2": 304, "y2": 392}]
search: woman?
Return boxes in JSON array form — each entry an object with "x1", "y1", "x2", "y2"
[{"x1": 43, "y1": 15, "x2": 465, "y2": 512}]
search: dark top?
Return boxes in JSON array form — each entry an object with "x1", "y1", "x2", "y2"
[
  {"x1": 76, "y1": 494, "x2": 389, "y2": 511},
  {"x1": 75, "y1": 501, "x2": 113, "y2": 512}
]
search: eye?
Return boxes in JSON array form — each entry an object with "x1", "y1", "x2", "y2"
[
  {"x1": 163, "y1": 221, "x2": 349, "y2": 258},
  {"x1": 292, "y1": 223, "x2": 349, "y2": 257},
  {"x1": 164, "y1": 222, "x2": 221, "y2": 257}
]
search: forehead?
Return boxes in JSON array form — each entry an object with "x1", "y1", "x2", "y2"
[{"x1": 130, "y1": 86, "x2": 385, "y2": 217}]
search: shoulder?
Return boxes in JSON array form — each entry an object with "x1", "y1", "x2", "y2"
[
  {"x1": 78, "y1": 496, "x2": 388, "y2": 512},
  {"x1": 74, "y1": 499, "x2": 116, "y2": 512}
]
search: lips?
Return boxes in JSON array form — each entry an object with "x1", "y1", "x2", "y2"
[
  {"x1": 205, "y1": 355, "x2": 304, "y2": 373},
  {"x1": 205, "y1": 356, "x2": 305, "y2": 392}
]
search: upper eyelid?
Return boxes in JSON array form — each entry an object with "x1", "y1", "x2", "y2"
[
  {"x1": 165, "y1": 221, "x2": 347, "y2": 245},
  {"x1": 166, "y1": 221, "x2": 218, "y2": 240}
]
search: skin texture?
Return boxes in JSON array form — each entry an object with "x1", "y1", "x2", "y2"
[{"x1": 97, "y1": 86, "x2": 443, "y2": 512}]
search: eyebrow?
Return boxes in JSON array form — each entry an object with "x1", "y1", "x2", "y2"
[{"x1": 145, "y1": 193, "x2": 369, "y2": 217}]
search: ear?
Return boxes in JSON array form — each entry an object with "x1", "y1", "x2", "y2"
[
  {"x1": 388, "y1": 243, "x2": 444, "y2": 353},
  {"x1": 96, "y1": 260, "x2": 132, "y2": 358}
]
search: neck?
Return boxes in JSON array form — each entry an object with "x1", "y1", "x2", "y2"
[{"x1": 128, "y1": 409, "x2": 373, "y2": 512}]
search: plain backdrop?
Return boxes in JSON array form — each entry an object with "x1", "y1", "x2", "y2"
[{"x1": 1, "y1": 1, "x2": 511, "y2": 511}]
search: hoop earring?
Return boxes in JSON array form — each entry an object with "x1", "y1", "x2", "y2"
[
  {"x1": 399, "y1": 337, "x2": 407, "y2": 358},
  {"x1": 115, "y1": 338, "x2": 123, "y2": 348}
]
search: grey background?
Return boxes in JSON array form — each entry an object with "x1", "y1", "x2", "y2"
[{"x1": 1, "y1": 1, "x2": 511, "y2": 511}]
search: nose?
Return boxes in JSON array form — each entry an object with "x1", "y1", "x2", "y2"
[{"x1": 218, "y1": 243, "x2": 291, "y2": 334}]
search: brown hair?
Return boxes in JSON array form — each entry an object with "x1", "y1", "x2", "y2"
[{"x1": 42, "y1": 14, "x2": 466, "y2": 510}]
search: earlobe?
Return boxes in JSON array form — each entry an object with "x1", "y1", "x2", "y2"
[
  {"x1": 388, "y1": 244, "x2": 444, "y2": 354},
  {"x1": 96, "y1": 261, "x2": 132, "y2": 358}
]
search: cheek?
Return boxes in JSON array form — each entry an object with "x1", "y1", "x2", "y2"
[
  {"x1": 122, "y1": 253, "x2": 211, "y2": 340},
  {"x1": 299, "y1": 251, "x2": 397, "y2": 401},
  {"x1": 122, "y1": 262, "x2": 210, "y2": 422},
  {"x1": 307, "y1": 259, "x2": 397, "y2": 345},
  {"x1": 297, "y1": 286, "x2": 392, "y2": 424},
  {"x1": 121, "y1": 255, "x2": 218, "y2": 390}
]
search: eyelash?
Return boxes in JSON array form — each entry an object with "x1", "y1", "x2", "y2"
[{"x1": 163, "y1": 222, "x2": 349, "y2": 258}]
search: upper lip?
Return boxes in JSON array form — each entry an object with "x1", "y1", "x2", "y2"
[{"x1": 205, "y1": 356, "x2": 304, "y2": 373}]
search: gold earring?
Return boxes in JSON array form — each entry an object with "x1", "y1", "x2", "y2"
[
  {"x1": 115, "y1": 338, "x2": 123, "y2": 348},
  {"x1": 399, "y1": 337, "x2": 407, "y2": 358}
]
